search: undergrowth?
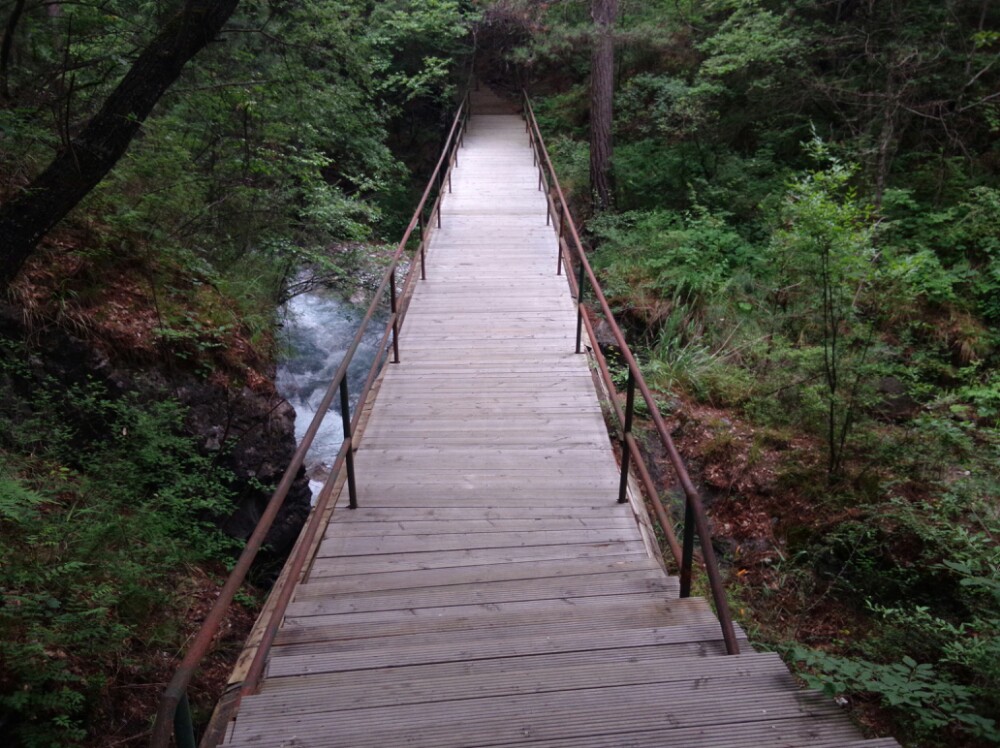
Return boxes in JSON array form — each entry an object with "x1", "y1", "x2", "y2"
[
  {"x1": 532, "y1": 85, "x2": 1000, "y2": 745},
  {"x1": 0, "y1": 339, "x2": 242, "y2": 746}
]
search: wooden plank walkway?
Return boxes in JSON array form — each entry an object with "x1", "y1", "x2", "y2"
[{"x1": 221, "y1": 90, "x2": 897, "y2": 747}]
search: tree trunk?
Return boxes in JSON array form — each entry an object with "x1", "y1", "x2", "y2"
[
  {"x1": 0, "y1": 0, "x2": 241, "y2": 288},
  {"x1": 0, "y1": 0, "x2": 27, "y2": 99},
  {"x1": 589, "y1": 0, "x2": 616, "y2": 212}
]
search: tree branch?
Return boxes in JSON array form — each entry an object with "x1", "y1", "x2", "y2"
[{"x1": 0, "y1": 0, "x2": 242, "y2": 288}]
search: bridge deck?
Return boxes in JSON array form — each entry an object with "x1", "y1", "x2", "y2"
[{"x1": 221, "y1": 94, "x2": 896, "y2": 747}]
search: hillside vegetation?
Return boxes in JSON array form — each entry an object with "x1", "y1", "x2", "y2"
[
  {"x1": 498, "y1": 1, "x2": 999, "y2": 745},
  {"x1": 0, "y1": 2, "x2": 472, "y2": 745}
]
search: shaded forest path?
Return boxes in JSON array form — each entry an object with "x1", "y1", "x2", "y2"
[{"x1": 217, "y1": 88, "x2": 898, "y2": 748}]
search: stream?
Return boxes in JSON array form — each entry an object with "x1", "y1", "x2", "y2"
[{"x1": 275, "y1": 287, "x2": 384, "y2": 501}]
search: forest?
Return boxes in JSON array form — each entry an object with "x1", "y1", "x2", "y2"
[{"x1": 0, "y1": 1, "x2": 998, "y2": 746}]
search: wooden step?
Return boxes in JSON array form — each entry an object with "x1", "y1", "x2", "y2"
[{"x1": 267, "y1": 621, "x2": 746, "y2": 677}]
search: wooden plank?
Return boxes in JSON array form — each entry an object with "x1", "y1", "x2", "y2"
[
  {"x1": 361, "y1": 416, "x2": 607, "y2": 430},
  {"x1": 306, "y1": 542, "x2": 651, "y2": 576},
  {"x1": 241, "y1": 653, "x2": 789, "y2": 717},
  {"x1": 352, "y1": 448, "x2": 621, "y2": 468},
  {"x1": 372, "y1": 373, "x2": 594, "y2": 384},
  {"x1": 326, "y1": 506, "x2": 632, "y2": 522},
  {"x1": 354, "y1": 445, "x2": 614, "y2": 457},
  {"x1": 451, "y1": 719, "x2": 868, "y2": 748},
  {"x1": 360, "y1": 410, "x2": 610, "y2": 423},
  {"x1": 316, "y1": 529, "x2": 641, "y2": 557},
  {"x1": 351, "y1": 480, "x2": 622, "y2": 494},
  {"x1": 218, "y1": 107, "x2": 892, "y2": 748},
  {"x1": 276, "y1": 596, "x2": 721, "y2": 648},
  {"x1": 262, "y1": 640, "x2": 721, "y2": 689},
  {"x1": 268, "y1": 622, "x2": 744, "y2": 676},
  {"x1": 323, "y1": 517, "x2": 636, "y2": 536},
  {"x1": 359, "y1": 436, "x2": 611, "y2": 449},
  {"x1": 289, "y1": 571, "x2": 675, "y2": 615},
  {"x1": 256, "y1": 651, "x2": 782, "y2": 700},
  {"x1": 347, "y1": 494, "x2": 624, "y2": 507},
  {"x1": 301, "y1": 556, "x2": 659, "y2": 593},
  {"x1": 352, "y1": 466, "x2": 621, "y2": 480},
  {"x1": 363, "y1": 403, "x2": 607, "y2": 413},
  {"x1": 228, "y1": 675, "x2": 836, "y2": 748}
]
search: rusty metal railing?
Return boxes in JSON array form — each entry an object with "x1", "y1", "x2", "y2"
[
  {"x1": 522, "y1": 90, "x2": 740, "y2": 656},
  {"x1": 149, "y1": 89, "x2": 472, "y2": 748}
]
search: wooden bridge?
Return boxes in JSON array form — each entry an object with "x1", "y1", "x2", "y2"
[{"x1": 192, "y1": 89, "x2": 899, "y2": 748}]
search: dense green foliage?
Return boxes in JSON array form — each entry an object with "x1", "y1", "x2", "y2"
[
  {"x1": 0, "y1": 1, "x2": 474, "y2": 744},
  {"x1": 514, "y1": 1, "x2": 1000, "y2": 744},
  {"x1": 1, "y1": 0, "x2": 472, "y2": 349},
  {"x1": 0, "y1": 341, "x2": 241, "y2": 745}
]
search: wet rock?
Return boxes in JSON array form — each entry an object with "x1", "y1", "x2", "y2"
[{"x1": 172, "y1": 378, "x2": 311, "y2": 553}]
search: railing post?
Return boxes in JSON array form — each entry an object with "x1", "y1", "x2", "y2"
[
  {"x1": 418, "y1": 213, "x2": 426, "y2": 280},
  {"x1": 617, "y1": 370, "x2": 636, "y2": 504},
  {"x1": 436, "y1": 173, "x2": 442, "y2": 229},
  {"x1": 575, "y1": 257, "x2": 586, "y2": 354},
  {"x1": 680, "y1": 500, "x2": 695, "y2": 597},
  {"x1": 340, "y1": 378, "x2": 358, "y2": 509},
  {"x1": 389, "y1": 268, "x2": 400, "y2": 364},
  {"x1": 556, "y1": 205, "x2": 565, "y2": 276}
]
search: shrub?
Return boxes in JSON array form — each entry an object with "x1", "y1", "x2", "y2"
[{"x1": 0, "y1": 343, "x2": 240, "y2": 746}]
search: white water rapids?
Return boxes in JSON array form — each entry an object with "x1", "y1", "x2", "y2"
[{"x1": 275, "y1": 287, "x2": 384, "y2": 502}]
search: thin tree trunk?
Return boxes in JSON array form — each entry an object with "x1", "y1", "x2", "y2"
[
  {"x1": 0, "y1": 0, "x2": 241, "y2": 288},
  {"x1": 589, "y1": 0, "x2": 616, "y2": 212},
  {"x1": 873, "y1": 101, "x2": 895, "y2": 209},
  {"x1": 0, "y1": 0, "x2": 27, "y2": 99}
]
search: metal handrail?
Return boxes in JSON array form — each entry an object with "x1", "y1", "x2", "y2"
[
  {"x1": 149, "y1": 88, "x2": 472, "y2": 748},
  {"x1": 522, "y1": 90, "x2": 740, "y2": 656}
]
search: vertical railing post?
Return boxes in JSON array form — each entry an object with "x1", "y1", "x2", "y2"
[
  {"x1": 418, "y1": 213, "x2": 426, "y2": 280},
  {"x1": 436, "y1": 172, "x2": 442, "y2": 229},
  {"x1": 340, "y1": 378, "x2": 358, "y2": 510},
  {"x1": 389, "y1": 268, "x2": 400, "y2": 364},
  {"x1": 575, "y1": 256, "x2": 586, "y2": 354},
  {"x1": 680, "y1": 501, "x2": 695, "y2": 597},
  {"x1": 617, "y1": 370, "x2": 636, "y2": 504},
  {"x1": 556, "y1": 204, "x2": 565, "y2": 276}
]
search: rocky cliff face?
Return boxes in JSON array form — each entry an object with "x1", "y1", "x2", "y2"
[
  {"x1": 0, "y1": 302, "x2": 311, "y2": 559},
  {"x1": 178, "y1": 377, "x2": 311, "y2": 552}
]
